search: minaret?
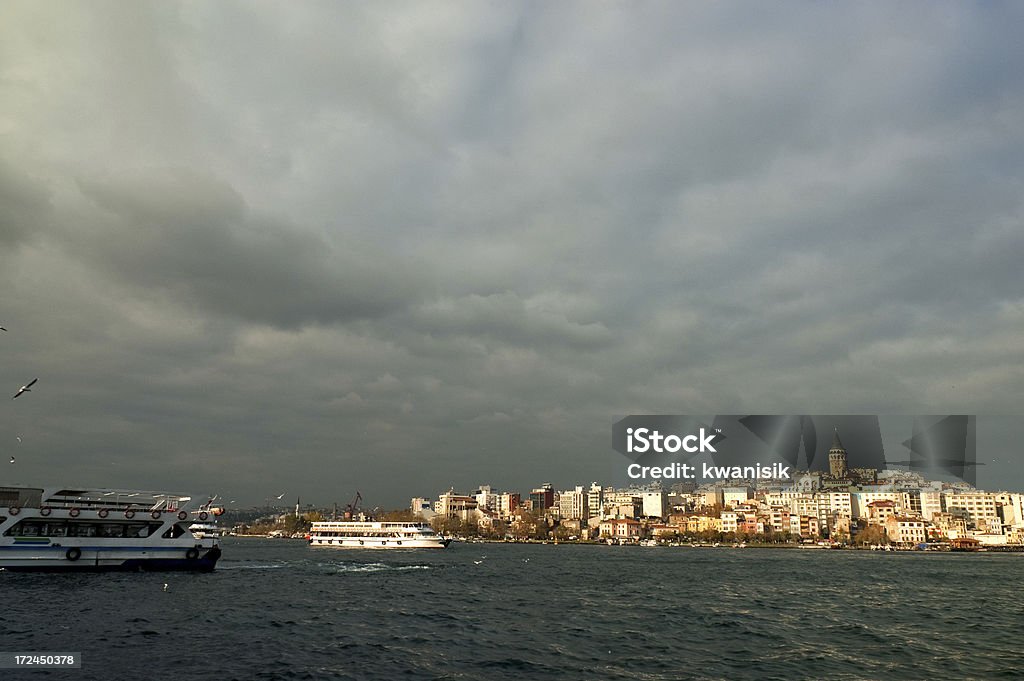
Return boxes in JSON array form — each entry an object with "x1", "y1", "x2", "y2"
[{"x1": 829, "y1": 428, "x2": 849, "y2": 478}]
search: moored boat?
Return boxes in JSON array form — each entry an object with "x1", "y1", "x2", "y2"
[{"x1": 0, "y1": 485, "x2": 222, "y2": 572}]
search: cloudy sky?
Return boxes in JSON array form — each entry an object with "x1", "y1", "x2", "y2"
[{"x1": 1, "y1": 1, "x2": 1022, "y2": 507}]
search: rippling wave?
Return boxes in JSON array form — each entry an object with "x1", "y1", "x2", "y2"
[{"x1": 3, "y1": 540, "x2": 1022, "y2": 680}]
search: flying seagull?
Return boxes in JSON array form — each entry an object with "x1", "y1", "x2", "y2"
[
  {"x1": 0, "y1": 326, "x2": 6, "y2": 331},
  {"x1": 12, "y1": 378, "x2": 37, "y2": 399},
  {"x1": 276, "y1": 493, "x2": 286, "y2": 500}
]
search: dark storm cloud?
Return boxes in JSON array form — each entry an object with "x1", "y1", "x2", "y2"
[
  {"x1": 72, "y1": 167, "x2": 427, "y2": 328},
  {"x1": 0, "y1": 155, "x2": 50, "y2": 246},
  {"x1": 408, "y1": 292, "x2": 613, "y2": 351},
  {"x1": 1, "y1": 1, "x2": 1023, "y2": 504}
]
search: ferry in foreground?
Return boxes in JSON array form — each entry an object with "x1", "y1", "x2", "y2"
[
  {"x1": 308, "y1": 521, "x2": 450, "y2": 549},
  {"x1": 0, "y1": 485, "x2": 222, "y2": 572}
]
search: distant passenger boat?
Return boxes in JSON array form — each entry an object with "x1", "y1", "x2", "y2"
[
  {"x1": 0, "y1": 485, "x2": 222, "y2": 572},
  {"x1": 308, "y1": 521, "x2": 450, "y2": 549},
  {"x1": 188, "y1": 520, "x2": 225, "y2": 539}
]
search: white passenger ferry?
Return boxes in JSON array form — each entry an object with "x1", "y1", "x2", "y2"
[
  {"x1": 188, "y1": 520, "x2": 225, "y2": 539},
  {"x1": 0, "y1": 485, "x2": 222, "y2": 572},
  {"x1": 308, "y1": 521, "x2": 450, "y2": 549}
]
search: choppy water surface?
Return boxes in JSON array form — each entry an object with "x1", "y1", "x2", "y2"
[{"x1": 3, "y1": 540, "x2": 1023, "y2": 680}]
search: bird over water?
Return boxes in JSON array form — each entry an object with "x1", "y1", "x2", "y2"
[{"x1": 12, "y1": 378, "x2": 37, "y2": 399}]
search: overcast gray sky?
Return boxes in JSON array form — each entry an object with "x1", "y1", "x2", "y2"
[{"x1": 2, "y1": 1, "x2": 1022, "y2": 507}]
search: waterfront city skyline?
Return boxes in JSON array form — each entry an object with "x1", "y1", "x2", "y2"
[
  {"x1": 2, "y1": 2, "x2": 1023, "y2": 507},
  {"x1": 241, "y1": 448, "x2": 1024, "y2": 551}
]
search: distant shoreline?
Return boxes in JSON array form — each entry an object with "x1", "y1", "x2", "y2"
[{"x1": 228, "y1": 534, "x2": 1024, "y2": 552}]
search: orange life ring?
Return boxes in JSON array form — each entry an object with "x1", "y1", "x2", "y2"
[
  {"x1": 98, "y1": 509, "x2": 109, "y2": 518},
  {"x1": 177, "y1": 511, "x2": 188, "y2": 521},
  {"x1": 199, "y1": 512, "x2": 209, "y2": 521},
  {"x1": 151, "y1": 510, "x2": 162, "y2": 520},
  {"x1": 69, "y1": 508, "x2": 80, "y2": 517},
  {"x1": 125, "y1": 510, "x2": 136, "y2": 519},
  {"x1": 8, "y1": 507, "x2": 19, "y2": 516},
  {"x1": 40, "y1": 507, "x2": 52, "y2": 517}
]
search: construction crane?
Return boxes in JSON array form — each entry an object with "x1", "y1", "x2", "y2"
[{"x1": 343, "y1": 491, "x2": 363, "y2": 520}]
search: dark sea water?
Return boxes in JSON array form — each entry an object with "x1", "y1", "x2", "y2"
[{"x1": 3, "y1": 539, "x2": 1023, "y2": 680}]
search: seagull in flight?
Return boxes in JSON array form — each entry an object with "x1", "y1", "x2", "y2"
[
  {"x1": 276, "y1": 493, "x2": 286, "y2": 500},
  {"x1": 13, "y1": 378, "x2": 37, "y2": 399},
  {"x1": 8, "y1": 456, "x2": 14, "y2": 464},
  {"x1": 0, "y1": 326, "x2": 6, "y2": 331}
]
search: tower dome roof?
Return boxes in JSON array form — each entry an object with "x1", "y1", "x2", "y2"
[{"x1": 831, "y1": 427, "x2": 845, "y2": 452}]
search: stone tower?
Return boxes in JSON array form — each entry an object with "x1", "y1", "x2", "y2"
[{"x1": 829, "y1": 428, "x2": 849, "y2": 478}]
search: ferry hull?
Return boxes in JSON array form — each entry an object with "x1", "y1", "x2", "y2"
[{"x1": 0, "y1": 546, "x2": 222, "y2": 572}]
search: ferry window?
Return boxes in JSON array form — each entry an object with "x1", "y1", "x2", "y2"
[
  {"x1": 162, "y1": 524, "x2": 187, "y2": 539},
  {"x1": 45, "y1": 523, "x2": 68, "y2": 537},
  {"x1": 19, "y1": 522, "x2": 41, "y2": 536},
  {"x1": 67, "y1": 523, "x2": 96, "y2": 538},
  {"x1": 101, "y1": 524, "x2": 125, "y2": 538}
]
